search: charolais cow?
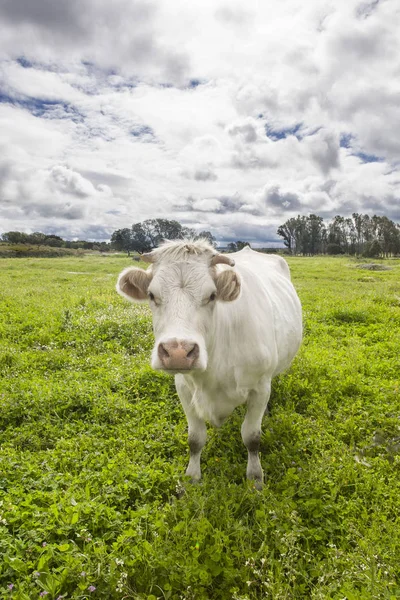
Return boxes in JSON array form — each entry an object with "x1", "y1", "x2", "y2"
[{"x1": 116, "y1": 239, "x2": 302, "y2": 488}]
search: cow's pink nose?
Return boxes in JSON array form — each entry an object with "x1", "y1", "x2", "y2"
[{"x1": 158, "y1": 339, "x2": 199, "y2": 370}]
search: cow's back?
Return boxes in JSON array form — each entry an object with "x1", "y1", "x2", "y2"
[
  {"x1": 231, "y1": 246, "x2": 291, "y2": 279},
  {"x1": 210, "y1": 247, "x2": 302, "y2": 380}
]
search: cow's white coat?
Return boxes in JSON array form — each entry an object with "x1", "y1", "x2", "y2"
[{"x1": 116, "y1": 240, "x2": 302, "y2": 487}]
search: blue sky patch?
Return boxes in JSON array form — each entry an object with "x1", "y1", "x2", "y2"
[
  {"x1": 130, "y1": 125, "x2": 155, "y2": 140},
  {"x1": 265, "y1": 122, "x2": 303, "y2": 140},
  {"x1": 0, "y1": 93, "x2": 84, "y2": 123},
  {"x1": 340, "y1": 133, "x2": 354, "y2": 148},
  {"x1": 340, "y1": 133, "x2": 384, "y2": 162},
  {"x1": 355, "y1": 151, "x2": 384, "y2": 163},
  {"x1": 16, "y1": 56, "x2": 33, "y2": 68}
]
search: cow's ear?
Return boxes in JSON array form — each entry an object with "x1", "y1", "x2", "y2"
[
  {"x1": 116, "y1": 267, "x2": 152, "y2": 302},
  {"x1": 215, "y1": 269, "x2": 241, "y2": 302}
]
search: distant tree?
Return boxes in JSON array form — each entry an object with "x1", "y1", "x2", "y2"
[
  {"x1": 195, "y1": 231, "x2": 217, "y2": 247},
  {"x1": 1, "y1": 231, "x2": 30, "y2": 244},
  {"x1": 362, "y1": 214, "x2": 374, "y2": 243},
  {"x1": 277, "y1": 215, "x2": 325, "y2": 255},
  {"x1": 327, "y1": 216, "x2": 346, "y2": 250},
  {"x1": 44, "y1": 235, "x2": 64, "y2": 247},
  {"x1": 372, "y1": 215, "x2": 400, "y2": 257},
  {"x1": 277, "y1": 218, "x2": 297, "y2": 253},
  {"x1": 396, "y1": 224, "x2": 400, "y2": 255},
  {"x1": 131, "y1": 223, "x2": 152, "y2": 253},
  {"x1": 306, "y1": 214, "x2": 326, "y2": 255},
  {"x1": 82, "y1": 241, "x2": 94, "y2": 250},
  {"x1": 112, "y1": 219, "x2": 201, "y2": 254},
  {"x1": 98, "y1": 242, "x2": 111, "y2": 253},
  {"x1": 236, "y1": 241, "x2": 251, "y2": 250},
  {"x1": 352, "y1": 212, "x2": 364, "y2": 254},
  {"x1": 111, "y1": 228, "x2": 133, "y2": 254},
  {"x1": 29, "y1": 232, "x2": 48, "y2": 245},
  {"x1": 70, "y1": 241, "x2": 85, "y2": 249},
  {"x1": 363, "y1": 239, "x2": 383, "y2": 258},
  {"x1": 142, "y1": 219, "x2": 190, "y2": 247},
  {"x1": 227, "y1": 242, "x2": 237, "y2": 252},
  {"x1": 326, "y1": 243, "x2": 345, "y2": 255}
]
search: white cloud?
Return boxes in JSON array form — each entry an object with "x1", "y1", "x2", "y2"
[
  {"x1": 192, "y1": 198, "x2": 222, "y2": 212},
  {"x1": 49, "y1": 166, "x2": 97, "y2": 198},
  {"x1": 0, "y1": 0, "x2": 399, "y2": 241}
]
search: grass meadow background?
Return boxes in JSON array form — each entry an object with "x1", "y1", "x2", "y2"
[{"x1": 0, "y1": 254, "x2": 399, "y2": 599}]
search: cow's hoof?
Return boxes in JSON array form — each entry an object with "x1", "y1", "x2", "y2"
[
  {"x1": 247, "y1": 477, "x2": 263, "y2": 491},
  {"x1": 253, "y1": 478, "x2": 263, "y2": 491},
  {"x1": 184, "y1": 468, "x2": 202, "y2": 487},
  {"x1": 188, "y1": 477, "x2": 202, "y2": 486}
]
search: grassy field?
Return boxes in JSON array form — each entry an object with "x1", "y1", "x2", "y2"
[{"x1": 0, "y1": 254, "x2": 399, "y2": 600}]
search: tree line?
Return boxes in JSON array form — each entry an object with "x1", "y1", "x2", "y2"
[
  {"x1": 110, "y1": 219, "x2": 216, "y2": 254},
  {"x1": 2, "y1": 213, "x2": 399, "y2": 257},
  {"x1": 1, "y1": 231, "x2": 111, "y2": 252},
  {"x1": 277, "y1": 213, "x2": 400, "y2": 257}
]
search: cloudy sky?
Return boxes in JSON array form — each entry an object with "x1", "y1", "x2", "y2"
[{"x1": 0, "y1": 0, "x2": 399, "y2": 244}]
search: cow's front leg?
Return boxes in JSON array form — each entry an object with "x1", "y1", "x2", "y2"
[
  {"x1": 175, "y1": 376, "x2": 207, "y2": 482},
  {"x1": 241, "y1": 380, "x2": 271, "y2": 489},
  {"x1": 186, "y1": 413, "x2": 207, "y2": 482}
]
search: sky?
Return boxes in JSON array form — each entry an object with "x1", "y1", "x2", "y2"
[{"x1": 0, "y1": 0, "x2": 399, "y2": 245}]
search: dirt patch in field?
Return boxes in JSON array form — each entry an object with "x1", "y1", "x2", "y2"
[{"x1": 67, "y1": 271, "x2": 95, "y2": 275}]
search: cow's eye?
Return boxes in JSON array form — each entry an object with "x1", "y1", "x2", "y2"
[
  {"x1": 209, "y1": 292, "x2": 216, "y2": 302},
  {"x1": 148, "y1": 292, "x2": 155, "y2": 302}
]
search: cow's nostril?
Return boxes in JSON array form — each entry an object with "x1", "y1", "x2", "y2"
[
  {"x1": 158, "y1": 343, "x2": 170, "y2": 360},
  {"x1": 187, "y1": 343, "x2": 199, "y2": 360}
]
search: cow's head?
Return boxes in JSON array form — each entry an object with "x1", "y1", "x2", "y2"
[{"x1": 116, "y1": 240, "x2": 241, "y2": 373}]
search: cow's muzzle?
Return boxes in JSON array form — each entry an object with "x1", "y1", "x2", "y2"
[{"x1": 157, "y1": 339, "x2": 200, "y2": 371}]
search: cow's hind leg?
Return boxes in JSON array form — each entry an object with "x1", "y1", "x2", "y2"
[
  {"x1": 175, "y1": 376, "x2": 207, "y2": 483},
  {"x1": 241, "y1": 379, "x2": 271, "y2": 489}
]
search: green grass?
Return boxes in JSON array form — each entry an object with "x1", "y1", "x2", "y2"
[{"x1": 0, "y1": 254, "x2": 399, "y2": 600}]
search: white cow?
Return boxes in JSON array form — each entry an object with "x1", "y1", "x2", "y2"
[{"x1": 117, "y1": 240, "x2": 302, "y2": 488}]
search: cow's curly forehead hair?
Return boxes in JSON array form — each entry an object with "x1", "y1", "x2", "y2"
[{"x1": 143, "y1": 239, "x2": 216, "y2": 264}]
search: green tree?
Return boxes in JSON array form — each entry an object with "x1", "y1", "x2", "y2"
[
  {"x1": 236, "y1": 241, "x2": 251, "y2": 250},
  {"x1": 277, "y1": 218, "x2": 298, "y2": 254},
  {"x1": 112, "y1": 219, "x2": 201, "y2": 254},
  {"x1": 372, "y1": 215, "x2": 400, "y2": 257},
  {"x1": 44, "y1": 235, "x2": 64, "y2": 247},
  {"x1": 29, "y1": 232, "x2": 48, "y2": 245},
  {"x1": 1, "y1": 231, "x2": 30, "y2": 244},
  {"x1": 277, "y1": 215, "x2": 316, "y2": 255},
  {"x1": 131, "y1": 223, "x2": 152, "y2": 253},
  {"x1": 328, "y1": 216, "x2": 346, "y2": 251},
  {"x1": 142, "y1": 219, "x2": 190, "y2": 247},
  {"x1": 326, "y1": 243, "x2": 345, "y2": 255},
  {"x1": 307, "y1": 214, "x2": 326, "y2": 255},
  {"x1": 196, "y1": 231, "x2": 217, "y2": 247},
  {"x1": 110, "y1": 228, "x2": 133, "y2": 254},
  {"x1": 363, "y1": 239, "x2": 383, "y2": 258}
]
